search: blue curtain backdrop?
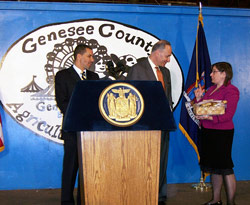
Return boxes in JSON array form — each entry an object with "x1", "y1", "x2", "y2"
[{"x1": 0, "y1": 2, "x2": 250, "y2": 190}]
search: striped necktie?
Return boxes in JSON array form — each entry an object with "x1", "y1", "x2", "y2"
[
  {"x1": 155, "y1": 67, "x2": 165, "y2": 90},
  {"x1": 81, "y1": 70, "x2": 86, "y2": 80}
]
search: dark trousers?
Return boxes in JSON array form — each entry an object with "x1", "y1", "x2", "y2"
[
  {"x1": 61, "y1": 133, "x2": 81, "y2": 205},
  {"x1": 158, "y1": 131, "x2": 170, "y2": 202}
]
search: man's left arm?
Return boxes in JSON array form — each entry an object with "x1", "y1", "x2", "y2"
[
  {"x1": 55, "y1": 72, "x2": 70, "y2": 115},
  {"x1": 163, "y1": 67, "x2": 173, "y2": 110}
]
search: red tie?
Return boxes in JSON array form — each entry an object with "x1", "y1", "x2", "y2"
[{"x1": 155, "y1": 67, "x2": 165, "y2": 90}]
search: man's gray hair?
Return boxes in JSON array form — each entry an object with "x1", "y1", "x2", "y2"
[{"x1": 151, "y1": 40, "x2": 171, "y2": 53}]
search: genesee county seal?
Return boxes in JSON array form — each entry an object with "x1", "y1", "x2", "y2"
[{"x1": 99, "y1": 82, "x2": 144, "y2": 127}]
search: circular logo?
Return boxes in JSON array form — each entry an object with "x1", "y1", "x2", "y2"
[{"x1": 99, "y1": 82, "x2": 144, "y2": 127}]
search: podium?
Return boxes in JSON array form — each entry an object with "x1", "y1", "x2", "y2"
[{"x1": 63, "y1": 80, "x2": 176, "y2": 205}]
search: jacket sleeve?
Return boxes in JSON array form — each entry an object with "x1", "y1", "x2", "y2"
[
  {"x1": 212, "y1": 86, "x2": 239, "y2": 124},
  {"x1": 55, "y1": 72, "x2": 71, "y2": 115},
  {"x1": 165, "y1": 68, "x2": 173, "y2": 110}
]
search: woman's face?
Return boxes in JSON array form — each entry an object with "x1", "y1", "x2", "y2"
[{"x1": 210, "y1": 65, "x2": 226, "y2": 85}]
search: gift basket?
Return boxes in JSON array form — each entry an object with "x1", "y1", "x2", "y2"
[{"x1": 193, "y1": 100, "x2": 227, "y2": 116}]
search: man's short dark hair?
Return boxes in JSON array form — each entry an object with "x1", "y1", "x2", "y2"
[
  {"x1": 74, "y1": 44, "x2": 92, "y2": 60},
  {"x1": 151, "y1": 40, "x2": 171, "y2": 53}
]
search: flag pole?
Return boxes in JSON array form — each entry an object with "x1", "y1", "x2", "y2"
[
  {"x1": 192, "y1": 171, "x2": 211, "y2": 191},
  {"x1": 191, "y1": 2, "x2": 212, "y2": 191}
]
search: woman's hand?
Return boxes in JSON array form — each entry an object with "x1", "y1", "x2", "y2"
[{"x1": 194, "y1": 84, "x2": 205, "y2": 101}]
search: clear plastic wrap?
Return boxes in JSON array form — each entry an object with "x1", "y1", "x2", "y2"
[{"x1": 193, "y1": 100, "x2": 227, "y2": 116}]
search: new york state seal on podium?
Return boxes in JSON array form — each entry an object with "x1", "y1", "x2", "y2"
[{"x1": 99, "y1": 82, "x2": 144, "y2": 127}]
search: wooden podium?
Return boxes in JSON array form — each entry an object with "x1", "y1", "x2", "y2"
[{"x1": 63, "y1": 81, "x2": 176, "y2": 205}]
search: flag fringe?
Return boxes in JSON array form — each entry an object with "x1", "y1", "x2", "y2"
[
  {"x1": 0, "y1": 146, "x2": 4, "y2": 152},
  {"x1": 179, "y1": 123, "x2": 200, "y2": 162}
]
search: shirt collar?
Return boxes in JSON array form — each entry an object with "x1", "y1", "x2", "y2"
[
  {"x1": 148, "y1": 57, "x2": 157, "y2": 69},
  {"x1": 73, "y1": 65, "x2": 85, "y2": 78},
  {"x1": 148, "y1": 57, "x2": 159, "y2": 80}
]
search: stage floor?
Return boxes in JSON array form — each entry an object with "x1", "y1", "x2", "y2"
[{"x1": 0, "y1": 181, "x2": 249, "y2": 204}]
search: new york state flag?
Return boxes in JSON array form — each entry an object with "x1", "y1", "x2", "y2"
[{"x1": 0, "y1": 113, "x2": 4, "y2": 152}]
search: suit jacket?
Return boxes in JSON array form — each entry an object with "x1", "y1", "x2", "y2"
[
  {"x1": 55, "y1": 65, "x2": 99, "y2": 139},
  {"x1": 126, "y1": 57, "x2": 173, "y2": 110}
]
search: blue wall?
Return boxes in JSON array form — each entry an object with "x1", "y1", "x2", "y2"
[{"x1": 0, "y1": 1, "x2": 250, "y2": 190}]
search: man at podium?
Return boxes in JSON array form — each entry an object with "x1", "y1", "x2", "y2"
[
  {"x1": 127, "y1": 40, "x2": 173, "y2": 205},
  {"x1": 55, "y1": 44, "x2": 99, "y2": 205}
]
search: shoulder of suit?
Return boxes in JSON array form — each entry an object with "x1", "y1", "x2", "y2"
[
  {"x1": 130, "y1": 57, "x2": 149, "y2": 69},
  {"x1": 87, "y1": 69, "x2": 95, "y2": 74},
  {"x1": 87, "y1": 70, "x2": 100, "y2": 79},
  {"x1": 55, "y1": 66, "x2": 75, "y2": 79},
  {"x1": 136, "y1": 57, "x2": 148, "y2": 64},
  {"x1": 55, "y1": 67, "x2": 71, "y2": 75},
  {"x1": 225, "y1": 83, "x2": 240, "y2": 95}
]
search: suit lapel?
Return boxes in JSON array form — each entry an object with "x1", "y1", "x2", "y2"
[
  {"x1": 86, "y1": 70, "x2": 92, "y2": 80},
  {"x1": 160, "y1": 66, "x2": 173, "y2": 109},
  {"x1": 145, "y1": 58, "x2": 157, "y2": 81},
  {"x1": 160, "y1": 67, "x2": 168, "y2": 86},
  {"x1": 68, "y1": 66, "x2": 81, "y2": 82}
]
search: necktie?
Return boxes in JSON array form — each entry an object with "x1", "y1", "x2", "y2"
[
  {"x1": 155, "y1": 67, "x2": 165, "y2": 90},
  {"x1": 81, "y1": 70, "x2": 86, "y2": 80}
]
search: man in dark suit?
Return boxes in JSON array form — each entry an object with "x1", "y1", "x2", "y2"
[
  {"x1": 55, "y1": 44, "x2": 99, "y2": 205},
  {"x1": 126, "y1": 40, "x2": 173, "y2": 205}
]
